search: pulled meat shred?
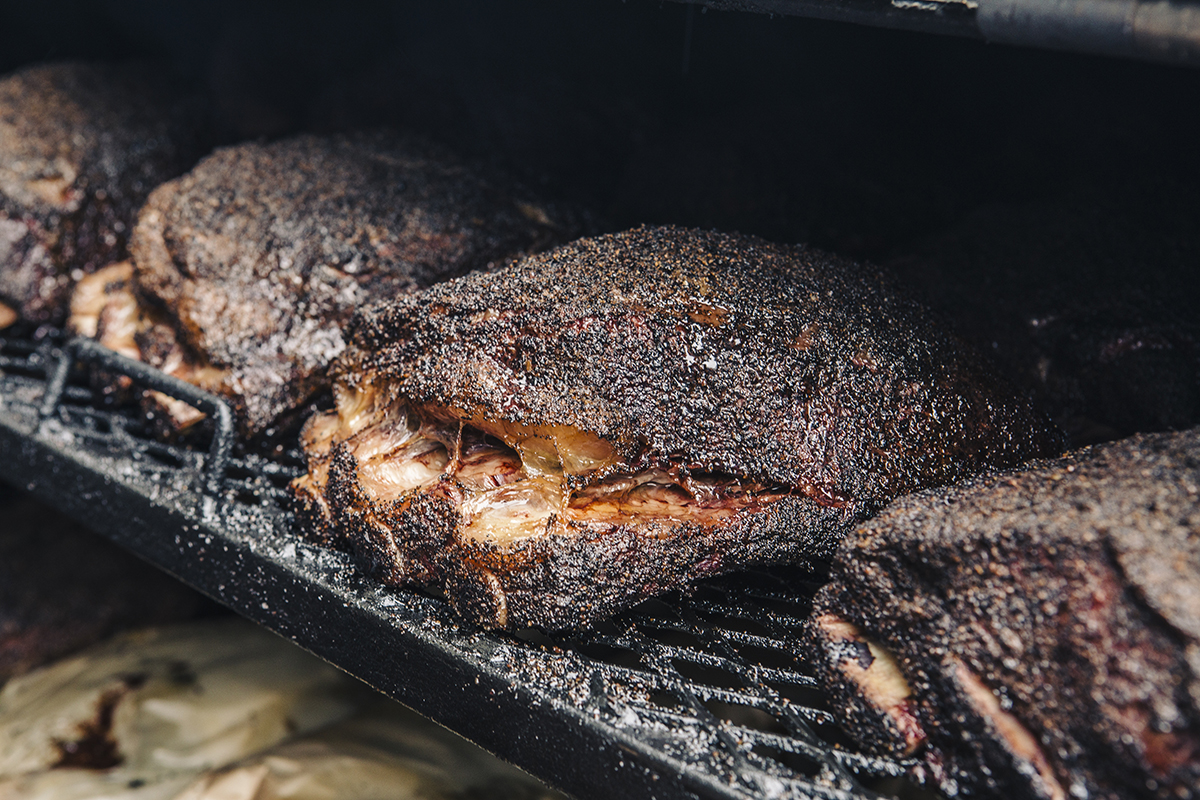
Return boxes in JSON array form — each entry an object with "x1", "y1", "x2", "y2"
[{"x1": 296, "y1": 379, "x2": 791, "y2": 545}]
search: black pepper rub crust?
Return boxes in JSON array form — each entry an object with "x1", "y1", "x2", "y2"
[
  {"x1": 87, "y1": 131, "x2": 578, "y2": 438},
  {"x1": 807, "y1": 428, "x2": 1200, "y2": 800},
  {"x1": 299, "y1": 225, "x2": 1062, "y2": 630},
  {"x1": 344, "y1": 225, "x2": 1060, "y2": 497},
  {"x1": 0, "y1": 62, "x2": 205, "y2": 326}
]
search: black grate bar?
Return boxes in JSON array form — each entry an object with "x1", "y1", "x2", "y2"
[{"x1": 38, "y1": 337, "x2": 235, "y2": 495}]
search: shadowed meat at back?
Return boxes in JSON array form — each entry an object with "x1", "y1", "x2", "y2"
[{"x1": 0, "y1": 62, "x2": 205, "y2": 325}]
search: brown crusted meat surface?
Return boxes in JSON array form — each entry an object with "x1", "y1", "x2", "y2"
[
  {"x1": 0, "y1": 486, "x2": 207, "y2": 685},
  {"x1": 91, "y1": 132, "x2": 576, "y2": 438},
  {"x1": 296, "y1": 225, "x2": 1061, "y2": 630},
  {"x1": 0, "y1": 62, "x2": 204, "y2": 326},
  {"x1": 807, "y1": 428, "x2": 1200, "y2": 800}
]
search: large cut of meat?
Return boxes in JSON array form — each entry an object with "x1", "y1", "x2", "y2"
[
  {"x1": 293, "y1": 225, "x2": 1062, "y2": 630},
  {"x1": 0, "y1": 62, "x2": 205, "y2": 327},
  {"x1": 807, "y1": 428, "x2": 1200, "y2": 800},
  {"x1": 73, "y1": 132, "x2": 578, "y2": 438}
]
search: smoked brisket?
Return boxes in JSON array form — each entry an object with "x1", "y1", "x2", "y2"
[
  {"x1": 0, "y1": 62, "x2": 204, "y2": 327},
  {"x1": 75, "y1": 132, "x2": 577, "y2": 438},
  {"x1": 295, "y1": 225, "x2": 1062, "y2": 630}
]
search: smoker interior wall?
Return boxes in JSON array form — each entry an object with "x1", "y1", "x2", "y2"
[
  {"x1": 4, "y1": 0, "x2": 1199, "y2": 441},
  {"x1": 2, "y1": 0, "x2": 1195, "y2": 259}
]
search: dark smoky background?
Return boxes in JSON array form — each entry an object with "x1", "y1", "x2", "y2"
[
  {"x1": 3, "y1": 0, "x2": 1198, "y2": 444},
  {"x1": 6, "y1": 0, "x2": 1198, "y2": 255}
]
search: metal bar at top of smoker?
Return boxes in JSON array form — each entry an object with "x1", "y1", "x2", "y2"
[
  {"x1": 675, "y1": 0, "x2": 982, "y2": 38},
  {"x1": 676, "y1": 0, "x2": 1200, "y2": 66},
  {"x1": 977, "y1": 0, "x2": 1200, "y2": 64}
]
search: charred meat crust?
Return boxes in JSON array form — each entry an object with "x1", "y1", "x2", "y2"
[
  {"x1": 120, "y1": 132, "x2": 578, "y2": 437},
  {"x1": 339, "y1": 225, "x2": 1062, "y2": 502},
  {"x1": 807, "y1": 428, "x2": 1200, "y2": 800},
  {"x1": 297, "y1": 226, "x2": 1062, "y2": 630},
  {"x1": 888, "y1": 182, "x2": 1200, "y2": 447},
  {"x1": 319, "y1": 438, "x2": 852, "y2": 630},
  {"x1": 0, "y1": 62, "x2": 204, "y2": 325}
]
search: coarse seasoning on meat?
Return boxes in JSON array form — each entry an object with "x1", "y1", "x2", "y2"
[
  {"x1": 293, "y1": 225, "x2": 1062, "y2": 631},
  {"x1": 72, "y1": 131, "x2": 578, "y2": 438},
  {"x1": 0, "y1": 62, "x2": 205, "y2": 327},
  {"x1": 807, "y1": 428, "x2": 1200, "y2": 800}
]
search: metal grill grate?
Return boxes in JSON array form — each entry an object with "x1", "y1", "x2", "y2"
[{"x1": 0, "y1": 333, "x2": 927, "y2": 800}]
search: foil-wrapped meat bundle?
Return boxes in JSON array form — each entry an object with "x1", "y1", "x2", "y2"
[
  {"x1": 0, "y1": 619, "x2": 563, "y2": 799},
  {"x1": 0, "y1": 62, "x2": 205, "y2": 327},
  {"x1": 293, "y1": 225, "x2": 1062, "y2": 630},
  {"x1": 807, "y1": 428, "x2": 1200, "y2": 800},
  {"x1": 71, "y1": 131, "x2": 577, "y2": 438}
]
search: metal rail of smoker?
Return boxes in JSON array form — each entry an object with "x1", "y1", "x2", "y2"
[
  {"x1": 679, "y1": 0, "x2": 1200, "y2": 67},
  {"x1": 0, "y1": 334, "x2": 927, "y2": 800}
]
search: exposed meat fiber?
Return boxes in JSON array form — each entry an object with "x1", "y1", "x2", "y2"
[
  {"x1": 807, "y1": 427, "x2": 1200, "y2": 800},
  {"x1": 294, "y1": 225, "x2": 1062, "y2": 630},
  {"x1": 0, "y1": 62, "x2": 205, "y2": 327},
  {"x1": 73, "y1": 131, "x2": 581, "y2": 438}
]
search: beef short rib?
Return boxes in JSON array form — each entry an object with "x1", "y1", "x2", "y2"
[{"x1": 808, "y1": 428, "x2": 1200, "y2": 800}]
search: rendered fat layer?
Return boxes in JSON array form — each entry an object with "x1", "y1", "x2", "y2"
[
  {"x1": 68, "y1": 264, "x2": 231, "y2": 430},
  {"x1": 302, "y1": 380, "x2": 790, "y2": 545},
  {"x1": 816, "y1": 614, "x2": 927, "y2": 757}
]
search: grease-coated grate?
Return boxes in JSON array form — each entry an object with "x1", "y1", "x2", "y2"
[{"x1": 0, "y1": 333, "x2": 925, "y2": 800}]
